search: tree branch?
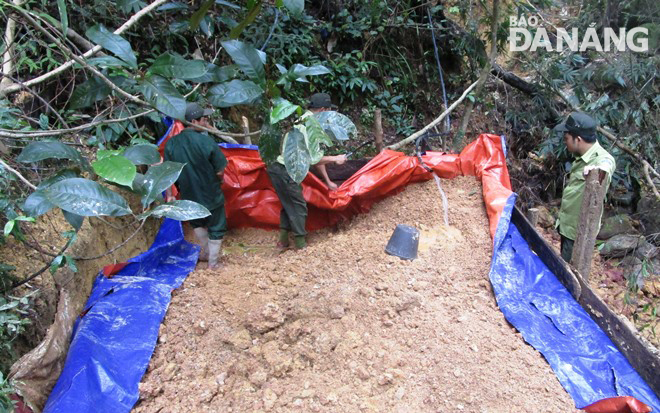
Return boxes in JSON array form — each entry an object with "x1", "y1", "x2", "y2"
[
  {"x1": 4, "y1": 238, "x2": 70, "y2": 292},
  {"x1": 17, "y1": 8, "x2": 149, "y2": 107},
  {"x1": 0, "y1": 0, "x2": 169, "y2": 97},
  {"x1": 0, "y1": 157, "x2": 37, "y2": 190},
  {"x1": 387, "y1": 80, "x2": 479, "y2": 151}
]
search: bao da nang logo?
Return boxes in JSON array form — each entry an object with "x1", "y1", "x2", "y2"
[{"x1": 509, "y1": 15, "x2": 649, "y2": 52}]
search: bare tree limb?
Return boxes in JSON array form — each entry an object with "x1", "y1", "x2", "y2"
[
  {"x1": 0, "y1": 157, "x2": 37, "y2": 190},
  {"x1": 387, "y1": 80, "x2": 479, "y2": 151},
  {"x1": 73, "y1": 219, "x2": 146, "y2": 261},
  {"x1": 4, "y1": 239, "x2": 70, "y2": 292},
  {"x1": 0, "y1": 0, "x2": 27, "y2": 91},
  {"x1": 17, "y1": 8, "x2": 149, "y2": 107},
  {"x1": 0, "y1": 0, "x2": 169, "y2": 97}
]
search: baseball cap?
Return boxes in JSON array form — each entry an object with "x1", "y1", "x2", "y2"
[
  {"x1": 185, "y1": 103, "x2": 213, "y2": 121},
  {"x1": 308, "y1": 93, "x2": 337, "y2": 109},
  {"x1": 555, "y1": 112, "x2": 597, "y2": 139}
]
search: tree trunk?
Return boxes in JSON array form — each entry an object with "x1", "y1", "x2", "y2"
[{"x1": 570, "y1": 169, "x2": 608, "y2": 281}]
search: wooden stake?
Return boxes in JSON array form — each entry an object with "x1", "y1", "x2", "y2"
[
  {"x1": 242, "y1": 116, "x2": 251, "y2": 145},
  {"x1": 526, "y1": 207, "x2": 539, "y2": 228},
  {"x1": 374, "y1": 109, "x2": 383, "y2": 153},
  {"x1": 570, "y1": 169, "x2": 607, "y2": 281}
]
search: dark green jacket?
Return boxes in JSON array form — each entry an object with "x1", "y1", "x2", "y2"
[{"x1": 164, "y1": 128, "x2": 227, "y2": 210}]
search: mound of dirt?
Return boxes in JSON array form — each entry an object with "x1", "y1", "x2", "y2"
[{"x1": 133, "y1": 177, "x2": 576, "y2": 412}]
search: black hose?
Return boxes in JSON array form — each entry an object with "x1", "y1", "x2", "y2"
[
  {"x1": 260, "y1": 8, "x2": 280, "y2": 51},
  {"x1": 427, "y1": 7, "x2": 450, "y2": 133}
]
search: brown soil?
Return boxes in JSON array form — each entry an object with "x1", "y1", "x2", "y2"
[
  {"x1": 133, "y1": 177, "x2": 576, "y2": 413},
  {"x1": 1, "y1": 210, "x2": 159, "y2": 367}
]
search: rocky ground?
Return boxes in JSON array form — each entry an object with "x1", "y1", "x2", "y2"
[{"x1": 132, "y1": 177, "x2": 577, "y2": 413}]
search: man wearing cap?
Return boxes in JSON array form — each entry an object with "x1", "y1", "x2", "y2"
[
  {"x1": 164, "y1": 103, "x2": 227, "y2": 269},
  {"x1": 555, "y1": 112, "x2": 616, "y2": 262},
  {"x1": 267, "y1": 93, "x2": 347, "y2": 250}
]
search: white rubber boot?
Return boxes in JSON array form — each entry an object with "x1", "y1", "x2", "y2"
[
  {"x1": 193, "y1": 227, "x2": 209, "y2": 261},
  {"x1": 208, "y1": 239, "x2": 223, "y2": 269}
]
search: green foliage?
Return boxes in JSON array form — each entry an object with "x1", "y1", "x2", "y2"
[
  {"x1": 0, "y1": 371, "x2": 15, "y2": 412},
  {"x1": 43, "y1": 178, "x2": 132, "y2": 217},
  {"x1": 140, "y1": 75, "x2": 187, "y2": 120},
  {"x1": 282, "y1": 128, "x2": 311, "y2": 183},
  {"x1": 139, "y1": 161, "x2": 185, "y2": 208},
  {"x1": 137, "y1": 200, "x2": 210, "y2": 220},
  {"x1": 269, "y1": 98, "x2": 300, "y2": 124},
  {"x1": 313, "y1": 111, "x2": 358, "y2": 142},
  {"x1": 92, "y1": 155, "x2": 136, "y2": 187},
  {"x1": 0, "y1": 288, "x2": 33, "y2": 373},
  {"x1": 85, "y1": 24, "x2": 138, "y2": 68}
]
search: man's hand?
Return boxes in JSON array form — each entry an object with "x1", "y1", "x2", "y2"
[
  {"x1": 334, "y1": 154, "x2": 347, "y2": 165},
  {"x1": 327, "y1": 181, "x2": 338, "y2": 191},
  {"x1": 165, "y1": 187, "x2": 176, "y2": 203}
]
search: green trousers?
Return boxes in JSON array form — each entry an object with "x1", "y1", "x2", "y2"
[
  {"x1": 267, "y1": 163, "x2": 307, "y2": 237},
  {"x1": 190, "y1": 204, "x2": 226, "y2": 240},
  {"x1": 559, "y1": 228, "x2": 574, "y2": 263}
]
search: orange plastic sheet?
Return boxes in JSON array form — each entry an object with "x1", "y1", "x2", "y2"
[
  {"x1": 583, "y1": 397, "x2": 653, "y2": 413},
  {"x1": 220, "y1": 133, "x2": 511, "y2": 239}
]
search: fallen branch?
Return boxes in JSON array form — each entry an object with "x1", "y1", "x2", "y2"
[
  {"x1": 0, "y1": 157, "x2": 37, "y2": 190},
  {"x1": 0, "y1": 0, "x2": 169, "y2": 97},
  {"x1": 387, "y1": 80, "x2": 479, "y2": 151}
]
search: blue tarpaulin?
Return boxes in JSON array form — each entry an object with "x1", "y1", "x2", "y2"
[
  {"x1": 43, "y1": 219, "x2": 199, "y2": 413},
  {"x1": 490, "y1": 194, "x2": 660, "y2": 410}
]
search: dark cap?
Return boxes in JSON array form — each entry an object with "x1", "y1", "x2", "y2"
[
  {"x1": 555, "y1": 112, "x2": 597, "y2": 139},
  {"x1": 185, "y1": 103, "x2": 213, "y2": 121},
  {"x1": 308, "y1": 93, "x2": 337, "y2": 109}
]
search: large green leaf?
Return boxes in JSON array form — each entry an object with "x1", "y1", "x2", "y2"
[
  {"x1": 187, "y1": 63, "x2": 238, "y2": 83},
  {"x1": 123, "y1": 144, "x2": 160, "y2": 165},
  {"x1": 17, "y1": 141, "x2": 84, "y2": 164},
  {"x1": 69, "y1": 76, "x2": 111, "y2": 109},
  {"x1": 283, "y1": 128, "x2": 310, "y2": 184},
  {"x1": 116, "y1": 0, "x2": 146, "y2": 13},
  {"x1": 190, "y1": 0, "x2": 214, "y2": 30},
  {"x1": 221, "y1": 40, "x2": 265, "y2": 81},
  {"x1": 141, "y1": 161, "x2": 184, "y2": 207},
  {"x1": 270, "y1": 98, "x2": 300, "y2": 124},
  {"x1": 140, "y1": 75, "x2": 186, "y2": 119},
  {"x1": 23, "y1": 191, "x2": 54, "y2": 217},
  {"x1": 304, "y1": 116, "x2": 332, "y2": 165},
  {"x1": 207, "y1": 79, "x2": 263, "y2": 107},
  {"x1": 86, "y1": 56, "x2": 132, "y2": 68},
  {"x1": 282, "y1": 0, "x2": 303, "y2": 15},
  {"x1": 138, "y1": 200, "x2": 210, "y2": 221},
  {"x1": 149, "y1": 52, "x2": 207, "y2": 79},
  {"x1": 92, "y1": 155, "x2": 136, "y2": 187},
  {"x1": 290, "y1": 63, "x2": 330, "y2": 78},
  {"x1": 86, "y1": 24, "x2": 137, "y2": 68},
  {"x1": 23, "y1": 169, "x2": 81, "y2": 217},
  {"x1": 258, "y1": 123, "x2": 282, "y2": 165},
  {"x1": 43, "y1": 178, "x2": 131, "y2": 217},
  {"x1": 312, "y1": 111, "x2": 357, "y2": 141},
  {"x1": 57, "y1": 0, "x2": 68, "y2": 36},
  {"x1": 62, "y1": 210, "x2": 84, "y2": 231}
]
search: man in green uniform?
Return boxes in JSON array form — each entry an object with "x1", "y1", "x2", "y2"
[
  {"x1": 267, "y1": 93, "x2": 347, "y2": 250},
  {"x1": 555, "y1": 112, "x2": 616, "y2": 262},
  {"x1": 164, "y1": 103, "x2": 227, "y2": 269}
]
